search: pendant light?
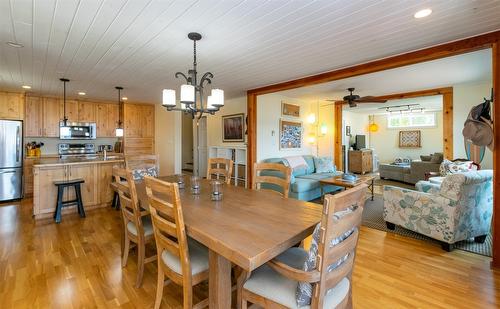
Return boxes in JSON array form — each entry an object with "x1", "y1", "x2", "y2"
[
  {"x1": 60, "y1": 78, "x2": 70, "y2": 127},
  {"x1": 115, "y1": 86, "x2": 124, "y2": 137},
  {"x1": 369, "y1": 115, "x2": 379, "y2": 132}
]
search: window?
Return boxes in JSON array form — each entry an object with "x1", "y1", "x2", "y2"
[{"x1": 387, "y1": 113, "x2": 436, "y2": 128}]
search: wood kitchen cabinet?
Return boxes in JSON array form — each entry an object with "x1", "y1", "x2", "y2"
[
  {"x1": 66, "y1": 164, "x2": 98, "y2": 206},
  {"x1": 25, "y1": 96, "x2": 43, "y2": 137},
  {"x1": 97, "y1": 103, "x2": 119, "y2": 137},
  {"x1": 23, "y1": 158, "x2": 35, "y2": 197},
  {"x1": 65, "y1": 100, "x2": 79, "y2": 122},
  {"x1": 124, "y1": 104, "x2": 141, "y2": 137},
  {"x1": 123, "y1": 103, "x2": 155, "y2": 154},
  {"x1": 33, "y1": 165, "x2": 67, "y2": 216},
  {"x1": 0, "y1": 91, "x2": 24, "y2": 120},
  {"x1": 42, "y1": 97, "x2": 62, "y2": 137},
  {"x1": 97, "y1": 163, "x2": 115, "y2": 204},
  {"x1": 141, "y1": 104, "x2": 155, "y2": 138},
  {"x1": 78, "y1": 101, "x2": 96, "y2": 122}
]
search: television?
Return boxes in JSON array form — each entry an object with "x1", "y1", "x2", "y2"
[{"x1": 355, "y1": 135, "x2": 366, "y2": 150}]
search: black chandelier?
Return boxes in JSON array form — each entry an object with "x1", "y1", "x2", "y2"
[{"x1": 162, "y1": 32, "x2": 224, "y2": 119}]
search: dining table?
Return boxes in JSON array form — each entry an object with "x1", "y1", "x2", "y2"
[{"x1": 135, "y1": 176, "x2": 322, "y2": 308}]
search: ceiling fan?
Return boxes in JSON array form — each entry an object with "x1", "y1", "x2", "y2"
[{"x1": 326, "y1": 88, "x2": 387, "y2": 107}]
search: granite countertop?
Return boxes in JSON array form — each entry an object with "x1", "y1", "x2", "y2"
[{"x1": 33, "y1": 156, "x2": 124, "y2": 167}]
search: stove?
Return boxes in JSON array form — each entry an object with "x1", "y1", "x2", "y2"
[{"x1": 58, "y1": 143, "x2": 96, "y2": 159}]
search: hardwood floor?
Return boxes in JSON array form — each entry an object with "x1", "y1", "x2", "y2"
[{"x1": 0, "y1": 199, "x2": 498, "y2": 308}]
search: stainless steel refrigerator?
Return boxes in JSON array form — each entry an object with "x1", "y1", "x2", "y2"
[{"x1": 0, "y1": 120, "x2": 23, "y2": 201}]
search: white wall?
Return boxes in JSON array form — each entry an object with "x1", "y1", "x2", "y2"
[
  {"x1": 342, "y1": 111, "x2": 370, "y2": 148},
  {"x1": 369, "y1": 111, "x2": 443, "y2": 163},
  {"x1": 206, "y1": 96, "x2": 247, "y2": 147},
  {"x1": 155, "y1": 104, "x2": 181, "y2": 176},
  {"x1": 453, "y1": 81, "x2": 493, "y2": 169},
  {"x1": 316, "y1": 102, "x2": 335, "y2": 157},
  {"x1": 257, "y1": 93, "x2": 315, "y2": 161}
]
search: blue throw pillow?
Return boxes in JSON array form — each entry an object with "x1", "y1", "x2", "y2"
[
  {"x1": 313, "y1": 156, "x2": 336, "y2": 173},
  {"x1": 296, "y1": 205, "x2": 357, "y2": 306}
]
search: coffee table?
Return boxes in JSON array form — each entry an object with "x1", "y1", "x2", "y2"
[{"x1": 319, "y1": 174, "x2": 375, "y2": 201}]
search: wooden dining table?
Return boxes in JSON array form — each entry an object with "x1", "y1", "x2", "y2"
[{"x1": 135, "y1": 176, "x2": 322, "y2": 308}]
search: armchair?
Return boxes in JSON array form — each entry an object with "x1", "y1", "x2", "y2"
[{"x1": 383, "y1": 170, "x2": 493, "y2": 251}]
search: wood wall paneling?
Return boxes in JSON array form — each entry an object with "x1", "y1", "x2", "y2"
[
  {"x1": 334, "y1": 102, "x2": 343, "y2": 171},
  {"x1": 246, "y1": 93, "x2": 257, "y2": 185}
]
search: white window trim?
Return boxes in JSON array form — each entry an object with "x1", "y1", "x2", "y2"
[{"x1": 387, "y1": 112, "x2": 437, "y2": 129}]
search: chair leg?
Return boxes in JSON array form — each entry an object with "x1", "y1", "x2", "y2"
[
  {"x1": 75, "y1": 185, "x2": 86, "y2": 218},
  {"x1": 385, "y1": 222, "x2": 396, "y2": 230},
  {"x1": 237, "y1": 269, "x2": 249, "y2": 309},
  {"x1": 122, "y1": 236, "x2": 130, "y2": 268},
  {"x1": 54, "y1": 186, "x2": 64, "y2": 223},
  {"x1": 135, "y1": 242, "x2": 145, "y2": 288},
  {"x1": 154, "y1": 266, "x2": 165, "y2": 309},
  {"x1": 474, "y1": 235, "x2": 487, "y2": 243},
  {"x1": 441, "y1": 242, "x2": 453, "y2": 252}
]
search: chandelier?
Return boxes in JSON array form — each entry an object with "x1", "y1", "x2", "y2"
[{"x1": 162, "y1": 32, "x2": 224, "y2": 119}]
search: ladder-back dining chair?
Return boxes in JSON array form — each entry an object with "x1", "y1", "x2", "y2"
[
  {"x1": 125, "y1": 154, "x2": 160, "y2": 180},
  {"x1": 252, "y1": 162, "x2": 292, "y2": 198},
  {"x1": 207, "y1": 157, "x2": 234, "y2": 184},
  {"x1": 239, "y1": 183, "x2": 367, "y2": 308},
  {"x1": 144, "y1": 176, "x2": 209, "y2": 309},
  {"x1": 113, "y1": 167, "x2": 157, "y2": 288}
]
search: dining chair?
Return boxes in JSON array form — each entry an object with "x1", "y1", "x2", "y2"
[
  {"x1": 144, "y1": 176, "x2": 209, "y2": 309},
  {"x1": 125, "y1": 154, "x2": 160, "y2": 180},
  {"x1": 252, "y1": 162, "x2": 292, "y2": 198},
  {"x1": 207, "y1": 157, "x2": 234, "y2": 184},
  {"x1": 113, "y1": 166, "x2": 157, "y2": 288},
  {"x1": 239, "y1": 183, "x2": 368, "y2": 309}
]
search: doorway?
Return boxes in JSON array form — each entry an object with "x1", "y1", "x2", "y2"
[{"x1": 181, "y1": 114, "x2": 194, "y2": 174}]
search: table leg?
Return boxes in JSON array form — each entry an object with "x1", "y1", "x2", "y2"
[
  {"x1": 371, "y1": 179, "x2": 374, "y2": 201},
  {"x1": 209, "y1": 249, "x2": 232, "y2": 309},
  {"x1": 320, "y1": 183, "x2": 324, "y2": 202}
]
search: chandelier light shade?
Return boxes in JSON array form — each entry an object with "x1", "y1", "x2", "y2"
[
  {"x1": 162, "y1": 89, "x2": 176, "y2": 106},
  {"x1": 162, "y1": 32, "x2": 224, "y2": 118}
]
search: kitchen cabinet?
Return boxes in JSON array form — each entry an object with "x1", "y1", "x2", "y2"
[
  {"x1": 123, "y1": 103, "x2": 155, "y2": 154},
  {"x1": 25, "y1": 96, "x2": 43, "y2": 137},
  {"x1": 124, "y1": 104, "x2": 141, "y2": 137},
  {"x1": 23, "y1": 158, "x2": 35, "y2": 197},
  {"x1": 65, "y1": 100, "x2": 79, "y2": 122},
  {"x1": 141, "y1": 104, "x2": 155, "y2": 138},
  {"x1": 0, "y1": 91, "x2": 24, "y2": 120},
  {"x1": 33, "y1": 161, "x2": 123, "y2": 219},
  {"x1": 97, "y1": 103, "x2": 119, "y2": 137},
  {"x1": 42, "y1": 98, "x2": 62, "y2": 137},
  {"x1": 78, "y1": 101, "x2": 96, "y2": 122}
]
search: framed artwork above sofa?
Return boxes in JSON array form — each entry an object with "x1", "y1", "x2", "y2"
[{"x1": 399, "y1": 130, "x2": 421, "y2": 148}]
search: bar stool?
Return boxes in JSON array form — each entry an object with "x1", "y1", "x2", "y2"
[{"x1": 53, "y1": 178, "x2": 85, "y2": 223}]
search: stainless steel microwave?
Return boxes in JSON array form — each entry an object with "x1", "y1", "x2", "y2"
[{"x1": 59, "y1": 122, "x2": 97, "y2": 140}]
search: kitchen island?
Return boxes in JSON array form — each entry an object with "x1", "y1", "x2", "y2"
[{"x1": 32, "y1": 156, "x2": 124, "y2": 220}]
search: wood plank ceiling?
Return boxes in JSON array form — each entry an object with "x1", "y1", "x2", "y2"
[{"x1": 1, "y1": 0, "x2": 500, "y2": 103}]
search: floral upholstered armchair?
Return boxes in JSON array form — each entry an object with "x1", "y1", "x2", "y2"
[{"x1": 383, "y1": 170, "x2": 493, "y2": 251}]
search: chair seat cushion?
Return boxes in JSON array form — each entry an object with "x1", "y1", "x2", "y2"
[
  {"x1": 161, "y1": 238, "x2": 209, "y2": 276},
  {"x1": 126, "y1": 216, "x2": 154, "y2": 237},
  {"x1": 244, "y1": 247, "x2": 350, "y2": 308}
]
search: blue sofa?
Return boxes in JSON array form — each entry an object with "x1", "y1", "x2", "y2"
[{"x1": 262, "y1": 155, "x2": 343, "y2": 201}]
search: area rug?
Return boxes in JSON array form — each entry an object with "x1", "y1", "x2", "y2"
[{"x1": 363, "y1": 195, "x2": 492, "y2": 257}]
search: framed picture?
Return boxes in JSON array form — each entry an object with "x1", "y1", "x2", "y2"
[
  {"x1": 280, "y1": 119, "x2": 302, "y2": 149},
  {"x1": 399, "y1": 130, "x2": 421, "y2": 148},
  {"x1": 222, "y1": 113, "x2": 245, "y2": 142},
  {"x1": 281, "y1": 102, "x2": 300, "y2": 118}
]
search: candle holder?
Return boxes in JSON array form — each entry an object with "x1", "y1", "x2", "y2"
[
  {"x1": 190, "y1": 176, "x2": 201, "y2": 195},
  {"x1": 211, "y1": 180, "x2": 223, "y2": 201},
  {"x1": 176, "y1": 174, "x2": 185, "y2": 189}
]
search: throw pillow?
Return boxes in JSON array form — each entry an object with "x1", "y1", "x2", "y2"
[
  {"x1": 420, "y1": 155, "x2": 432, "y2": 161},
  {"x1": 430, "y1": 152, "x2": 444, "y2": 164},
  {"x1": 313, "y1": 156, "x2": 336, "y2": 173},
  {"x1": 284, "y1": 156, "x2": 308, "y2": 171},
  {"x1": 439, "y1": 159, "x2": 473, "y2": 176},
  {"x1": 132, "y1": 166, "x2": 158, "y2": 180},
  {"x1": 296, "y1": 205, "x2": 358, "y2": 306}
]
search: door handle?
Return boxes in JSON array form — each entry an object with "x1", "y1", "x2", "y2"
[
  {"x1": 16, "y1": 126, "x2": 20, "y2": 162},
  {"x1": 0, "y1": 170, "x2": 16, "y2": 174}
]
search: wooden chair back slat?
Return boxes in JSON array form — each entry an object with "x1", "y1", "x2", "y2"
[
  {"x1": 252, "y1": 162, "x2": 292, "y2": 198},
  {"x1": 113, "y1": 167, "x2": 144, "y2": 236},
  {"x1": 207, "y1": 158, "x2": 233, "y2": 184},
  {"x1": 144, "y1": 176, "x2": 192, "y2": 277},
  {"x1": 125, "y1": 154, "x2": 159, "y2": 171},
  {"x1": 311, "y1": 184, "x2": 367, "y2": 309}
]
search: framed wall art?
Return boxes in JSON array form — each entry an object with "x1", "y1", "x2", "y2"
[
  {"x1": 281, "y1": 102, "x2": 300, "y2": 118},
  {"x1": 399, "y1": 130, "x2": 421, "y2": 148},
  {"x1": 222, "y1": 113, "x2": 245, "y2": 142},
  {"x1": 279, "y1": 119, "x2": 302, "y2": 149}
]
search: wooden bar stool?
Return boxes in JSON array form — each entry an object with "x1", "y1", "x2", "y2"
[{"x1": 53, "y1": 178, "x2": 85, "y2": 223}]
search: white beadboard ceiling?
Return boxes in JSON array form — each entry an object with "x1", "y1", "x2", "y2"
[
  {"x1": 1, "y1": 0, "x2": 500, "y2": 103},
  {"x1": 277, "y1": 49, "x2": 492, "y2": 101}
]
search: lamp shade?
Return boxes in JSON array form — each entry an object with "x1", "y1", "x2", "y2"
[
  {"x1": 162, "y1": 89, "x2": 176, "y2": 106},
  {"x1": 180, "y1": 84, "x2": 195, "y2": 103},
  {"x1": 320, "y1": 123, "x2": 327, "y2": 135},
  {"x1": 307, "y1": 113, "x2": 316, "y2": 124},
  {"x1": 115, "y1": 128, "x2": 124, "y2": 137},
  {"x1": 207, "y1": 95, "x2": 216, "y2": 110},
  {"x1": 211, "y1": 89, "x2": 224, "y2": 106},
  {"x1": 369, "y1": 123, "x2": 379, "y2": 132}
]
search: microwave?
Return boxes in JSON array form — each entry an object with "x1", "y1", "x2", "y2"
[{"x1": 59, "y1": 122, "x2": 97, "y2": 140}]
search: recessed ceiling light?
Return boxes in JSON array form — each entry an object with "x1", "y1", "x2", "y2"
[
  {"x1": 7, "y1": 41, "x2": 23, "y2": 48},
  {"x1": 22, "y1": 85, "x2": 31, "y2": 89},
  {"x1": 414, "y1": 8, "x2": 432, "y2": 19},
  {"x1": 122, "y1": 97, "x2": 128, "y2": 101},
  {"x1": 78, "y1": 92, "x2": 86, "y2": 96}
]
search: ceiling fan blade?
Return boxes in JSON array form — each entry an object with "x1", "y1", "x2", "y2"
[{"x1": 355, "y1": 96, "x2": 387, "y2": 103}]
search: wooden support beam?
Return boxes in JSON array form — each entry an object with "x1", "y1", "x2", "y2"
[
  {"x1": 334, "y1": 102, "x2": 343, "y2": 170},
  {"x1": 247, "y1": 93, "x2": 257, "y2": 186}
]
